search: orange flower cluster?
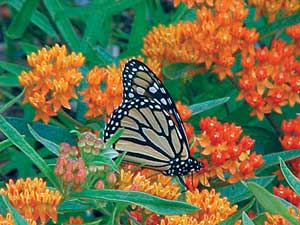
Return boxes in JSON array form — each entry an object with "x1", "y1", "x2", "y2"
[
  {"x1": 80, "y1": 57, "x2": 162, "y2": 118},
  {"x1": 264, "y1": 207, "x2": 299, "y2": 225},
  {"x1": 117, "y1": 168, "x2": 180, "y2": 225},
  {"x1": 287, "y1": 23, "x2": 300, "y2": 80},
  {"x1": 159, "y1": 189, "x2": 238, "y2": 225},
  {"x1": 273, "y1": 184, "x2": 300, "y2": 207},
  {"x1": 280, "y1": 117, "x2": 300, "y2": 178},
  {"x1": 0, "y1": 213, "x2": 37, "y2": 225},
  {"x1": 18, "y1": 44, "x2": 84, "y2": 123},
  {"x1": 175, "y1": 101, "x2": 194, "y2": 140},
  {"x1": 54, "y1": 143, "x2": 86, "y2": 191},
  {"x1": 67, "y1": 216, "x2": 84, "y2": 224},
  {"x1": 192, "y1": 117, "x2": 262, "y2": 186},
  {"x1": 173, "y1": 0, "x2": 214, "y2": 8},
  {"x1": 237, "y1": 38, "x2": 300, "y2": 120},
  {"x1": 0, "y1": 178, "x2": 62, "y2": 224},
  {"x1": 117, "y1": 168, "x2": 180, "y2": 200},
  {"x1": 143, "y1": 0, "x2": 259, "y2": 80},
  {"x1": 248, "y1": 0, "x2": 300, "y2": 23}
]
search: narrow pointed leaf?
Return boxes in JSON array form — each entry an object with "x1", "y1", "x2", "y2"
[
  {"x1": 247, "y1": 182, "x2": 299, "y2": 225},
  {"x1": 0, "y1": 116, "x2": 62, "y2": 192},
  {"x1": 71, "y1": 189, "x2": 198, "y2": 215},
  {"x1": 279, "y1": 157, "x2": 300, "y2": 195},
  {"x1": 242, "y1": 212, "x2": 255, "y2": 225},
  {"x1": 189, "y1": 97, "x2": 230, "y2": 116},
  {"x1": 28, "y1": 124, "x2": 59, "y2": 156}
]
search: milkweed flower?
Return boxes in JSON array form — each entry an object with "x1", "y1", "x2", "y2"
[
  {"x1": 273, "y1": 184, "x2": 300, "y2": 207},
  {"x1": 159, "y1": 189, "x2": 238, "y2": 225},
  {"x1": 173, "y1": 0, "x2": 214, "y2": 8},
  {"x1": 80, "y1": 57, "x2": 162, "y2": 118},
  {"x1": 264, "y1": 206, "x2": 300, "y2": 225},
  {"x1": 176, "y1": 101, "x2": 194, "y2": 140},
  {"x1": 117, "y1": 167, "x2": 180, "y2": 224},
  {"x1": 237, "y1": 38, "x2": 300, "y2": 120},
  {"x1": 0, "y1": 213, "x2": 37, "y2": 225},
  {"x1": 18, "y1": 44, "x2": 84, "y2": 123},
  {"x1": 248, "y1": 0, "x2": 300, "y2": 23},
  {"x1": 280, "y1": 116, "x2": 300, "y2": 178},
  {"x1": 54, "y1": 142, "x2": 87, "y2": 191},
  {"x1": 143, "y1": 0, "x2": 258, "y2": 80},
  {"x1": 0, "y1": 178, "x2": 62, "y2": 224},
  {"x1": 67, "y1": 216, "x2": 84, "y2": 224},
  {"x1": 190, "y1": 117, "x2": 262, "y2": 187}
]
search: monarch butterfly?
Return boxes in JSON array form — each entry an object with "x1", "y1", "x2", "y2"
[{"x1": 104, "y1": 59, "x2": 203, "y2": 182}]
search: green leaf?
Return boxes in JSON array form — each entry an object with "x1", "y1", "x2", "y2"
[
  {"x1": 0, "y1": 195, "x2": 29, "y2": 225},
  {"x1": 0, "y1": 139, "x2": 12, "y2": 153},
  {"x1": 43, "y1": 0, "x2": 81, "y2": 51},
  {"x1": 20, "y1": 41, "x2": 39, "y2": 54},
  {"x1": 99, "y1": 149, "x2": 119, "y2": 159},
  {"x1": 189, "y1": 97, "x2": 230, "y2": 116},
  {"x1": 127, "y1": 1, "x2": 148, "y2": 55},
  {"x1": 91, "y1": 156, "x2": 119, "y2": 173},
  {"x1": 279, "y1": 157, "x2": 300, "y2": 195},
  {"x1": 242, "y1": 212, "x2": 255, "y2": 225},
  {"x1": 247, "y1": 182, "x2": 299, "y2": 225},
  {"x1": 105, "y1": 128, "x2": 124, "y2": 146},
  {"x1": 0, "y1": 116, "x2": 62, "y2": 192},
  {"x1": 0, "y1": 89, "x2": 24, "y2": 114},
  {"x1": 7, "y1": 0, "x2": 58, "y2": 39},
  {"x1": 0, "y1": 75, "x2": 20, "y2": 87},
  {"x1": 216, "y1": 176, "x2": 275, "y2": 204},
  {"x1": 27, "y1": 124, "x2": 59, "y2": 156},
  {"x1": 258, "y1": 12, "x2": 300, "y2": 39},
  {"x1": 71, "y1": 189, "x2": 198, "y2": 215},
  {"x1": 94, "y1": 46, "x2": 118, "y2": 65},
  {"x1": 6, "y1": 0, "x2": 40, "y2": 39},
  {"x1": 0, "y1": 61, "x2": 28, "y2": 75},
  {"x1": 219, "y1": 198, "x2": 255, "y2": 225},
  {"x1": 162, "y1": 63, "x2": 199, "y2": 80},
  {"x1": 6, "y1": 117, "x2": 77, "y2": 145},
  {"x1": 256, "y1": 150, "x2": 300, "y2": 174}
]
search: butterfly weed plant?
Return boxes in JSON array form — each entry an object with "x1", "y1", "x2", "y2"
[{"x1": 0, "y1": 0, "x2": 300, "y2": 224}]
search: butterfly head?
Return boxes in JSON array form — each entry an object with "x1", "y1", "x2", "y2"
[{"x1": 164, "y1": 157, "x2": 204, "y2": 176}]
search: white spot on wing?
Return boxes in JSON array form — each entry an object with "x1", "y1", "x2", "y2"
[
  {"x1": 128, "y1": 93, "x2": 134, "y2": 98},
  {"x1": 161, "y1": 98, "x2": 167, "y2": 105},
  {"x1": 149, "y1": 86, "x2": 157, "y2": 94},
  {"x1": 136, "y1": 86, "x2": 145, "y2": 95}
]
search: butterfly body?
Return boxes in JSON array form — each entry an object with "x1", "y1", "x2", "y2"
[{"x1": 104, "y1": 59, "x2": 203, "y2": 177}]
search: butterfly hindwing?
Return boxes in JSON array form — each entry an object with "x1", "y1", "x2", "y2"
[{"x1": 104, "y1": 96, "x2": 190, "y2": 171}]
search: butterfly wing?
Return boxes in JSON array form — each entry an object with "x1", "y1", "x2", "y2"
[
  {"x1": 122, "y1": 59, "x2": 188, "y2": 143},
  {"x1": 103, "y1": 96, "x2": 190, "y2": 171}
]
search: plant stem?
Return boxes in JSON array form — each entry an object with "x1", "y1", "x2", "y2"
[
  {"x1": 265, "y1": 113, "x2": 282, "y2": 137},
  {"x1": 58, "y1": 109, "x2": 84, "y2": 129}
]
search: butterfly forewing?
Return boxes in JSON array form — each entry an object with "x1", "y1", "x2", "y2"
[{"x1": 122, "y1": 59, "x2": 188, "y2": 142}]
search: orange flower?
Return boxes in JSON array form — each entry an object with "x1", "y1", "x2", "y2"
[
  {"x1": 80, "y1": 57, "x2": 162, "y2": 118},
  {"x1": 237, "y1": 39, "x2": 300, "y2": 120},
  {"x1": 143, "y1": 0, "x2": 258, "y2": 80},
  {"x1": 0, "y1": 178, "x2": 62, "y2": 224},
  {"x1": 264, "y1": 206, "x2": 300, "y2": 225},
  {"x1": 190, "y1": 117, "x2": 262, "y2": 186},
  {"x1": 0, "y1": 213, "x2": 37, "y2": 225},
  {"x1": 173, "y1": 0, "x2": 214, "y2": 8},
  {"x1": 280, "y1": 117, "x2": 300, "y2": 178},
  {"x1": 117, "y1": 168, "x2": 180, "y2": 200},
  {"x1": 273, "y1": 184, "x2": 300, "y2": 207},
  {"x1": 18, "y1": 44, "x2": 84, "y2": 123},
  {"x1": 159, "y1": 189, "x2": 238, "y2": 225},
  {"x1": 248, "y1": 0, "x2": 300, "y2": 23},
  {"x1": 67, "y1": 216, "x2": 84, "y2": 224}
]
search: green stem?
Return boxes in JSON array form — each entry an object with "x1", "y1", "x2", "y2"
[
  {"x1": 58, "y1": 109, "x2": 85, "y2": 129},
  {"x1": 265, "y1": 113, "x2": 282, "y2": 137}
]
